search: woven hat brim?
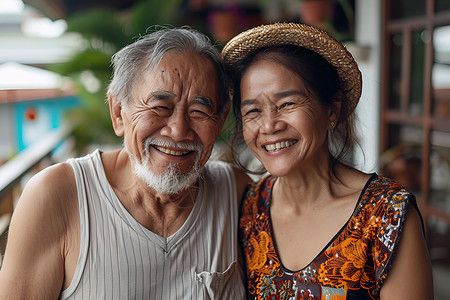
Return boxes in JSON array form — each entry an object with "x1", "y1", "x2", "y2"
[{"x1": 222, "y1": 23, "x2": 362, "y2": 114}]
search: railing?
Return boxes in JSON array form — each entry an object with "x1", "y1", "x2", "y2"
[{"x1": 0, "y1": 122, "x2": 76, "y2": 261}]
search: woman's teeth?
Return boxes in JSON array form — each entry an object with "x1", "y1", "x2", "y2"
[
  {"x1": 154, "y1": 146, "x2": 190, "y2": 156},
  {"x1": 264, "y1": 140, "x2": 297, "y2": 152}
]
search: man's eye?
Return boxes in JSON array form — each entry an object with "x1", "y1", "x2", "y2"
[
  {"x1": 152, "y1": 106, "x2": 172, "y2": 116},
  {"x1": 154, "y1": 106, "x2": 170, "y2": 111},
  {"x1": 190, "y1": 110, "x2": 211, "y2": 120}
]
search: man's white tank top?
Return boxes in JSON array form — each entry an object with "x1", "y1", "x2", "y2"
[{"x1": 60, "y1": 150, "x2": 246, "y2": 299}]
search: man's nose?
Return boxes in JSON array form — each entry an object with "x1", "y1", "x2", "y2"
[{"x1": 160, "y1": 110, "x2": 195, "y2": 141}]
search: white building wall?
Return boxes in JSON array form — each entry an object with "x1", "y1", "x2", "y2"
[
  {"x1": 0, "y1": 103, "x2": 15, "y2": 161},
  {"x1": 353, "y1": 0, "x2": 382, "y2": 173}
]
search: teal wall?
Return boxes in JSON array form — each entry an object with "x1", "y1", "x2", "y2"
[{"x1": 14, "y1": 95, "x2": 80, "y2": 151}]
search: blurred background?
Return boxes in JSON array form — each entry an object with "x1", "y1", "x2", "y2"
[{"x1": 0, "y1": 0, "x2": 449, "y2": 298}]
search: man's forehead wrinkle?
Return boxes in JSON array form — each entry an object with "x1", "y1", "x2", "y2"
[
  {"x1": 143, "y1": 53, "x2": 218, "y2": 108},
  {"x1": 195, "y1": 96, "x2": 214, "y2": 108},
  {"x1": 150, "y1": 90, "x2": 175, "y2": 99}
]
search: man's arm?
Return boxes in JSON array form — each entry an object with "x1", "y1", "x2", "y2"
[
  {"x1": 380, "y1": 207, "x2": 434, "y2": 299},
  {"x1": 0, "y1": 163, "x2": 78, "y2": 299}
]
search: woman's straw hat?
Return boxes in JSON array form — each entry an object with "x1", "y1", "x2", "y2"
[{"x1": 222, "y1": 22, "x2": 362, "y2": 114}]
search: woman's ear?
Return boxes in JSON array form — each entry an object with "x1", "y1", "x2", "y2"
[
  {"x1": 328, "y1": 100, "x2": 342, "y2": 129},
  {"x1": 108, "y1": 95, "x2": 125, "y2": 137}
]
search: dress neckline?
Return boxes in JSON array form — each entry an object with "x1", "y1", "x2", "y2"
[{"x1": 266, "y1": 173, "x2": 378, "y2": 273}]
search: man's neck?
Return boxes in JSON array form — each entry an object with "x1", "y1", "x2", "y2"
[
  {"x1": 121, "y1": 184, "x2": 199, "y2": 237},
  {"x1": 101, "y1": 148, "x2": 200, "y2": 237}
]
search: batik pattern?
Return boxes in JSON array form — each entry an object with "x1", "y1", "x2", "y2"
[{"x1": 240, "y1": 174, "x2": 419, "y2": 300}]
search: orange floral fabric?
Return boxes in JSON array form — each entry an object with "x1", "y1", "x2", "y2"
[{"x1": 239, "y1": 174, "x2": 420, "y2": 300}]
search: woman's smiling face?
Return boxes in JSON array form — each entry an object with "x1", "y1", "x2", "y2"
[{"x1": 240, "y1": 59, "x2": 333, "y2": 177}]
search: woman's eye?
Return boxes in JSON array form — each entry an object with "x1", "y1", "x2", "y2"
[
  {"x1": 243, "y1": 108, "x2": 260, "y2": 116},
  {"x1": 280, "y1": 102, "x2": 295, "y2": 109}
]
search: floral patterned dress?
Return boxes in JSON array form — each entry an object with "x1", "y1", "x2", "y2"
[{"x1": 239, "y1": 174, "x2": 421, "y2": 300}]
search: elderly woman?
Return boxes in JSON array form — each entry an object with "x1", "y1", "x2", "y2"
[{"x1": 223, "y1": 23, "x2": 433, "y2": 300}]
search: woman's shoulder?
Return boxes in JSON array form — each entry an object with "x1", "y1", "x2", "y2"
[
  {"x1": 241, "y1": 175, "x2": 275, "y2": 213},
  {"x1": 363, "y1": 174, "x2": 415, "y2": 205},
  {"x1": 356, "y1": 174, "x2": 417, "y2": 231},
  {"x1": 246, "y1": 174, "x2": 276, "y2": 197}
]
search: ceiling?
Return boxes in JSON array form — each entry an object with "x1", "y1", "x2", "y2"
[{"x1": 23, "y1": 0, "x2": 138, "y2": 20}]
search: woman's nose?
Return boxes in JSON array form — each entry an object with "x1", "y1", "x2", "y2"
[{"x1": 259, "y1": 110, "x2": 286, "y2": 134}]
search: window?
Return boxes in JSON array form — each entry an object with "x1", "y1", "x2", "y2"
[{"x1": 381, "y1": 1, "x2": 450, "y2": 298}]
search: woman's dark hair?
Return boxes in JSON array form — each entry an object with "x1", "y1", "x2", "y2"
[{"x1": 229, "y1": 45, "x2": 360, "y2": 174}]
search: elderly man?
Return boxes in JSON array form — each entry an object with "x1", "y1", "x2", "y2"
[{"x1": 0, "y1": 27, "x2": 250, "y2": 299}]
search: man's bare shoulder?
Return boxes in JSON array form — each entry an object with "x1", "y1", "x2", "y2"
[
  {"x1": 0, "y1": 162, "x2": 78, "y2": 298},
  {"x1": 24, "y1": 162, "x2": 76, "y2": 204},
  {"x1": 11, "y1": 162, "x2": 79, "y2": 236}
]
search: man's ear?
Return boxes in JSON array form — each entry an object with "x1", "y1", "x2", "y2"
[{"x1": 108, "y1": 95, "x2": 125, "y2": 137}]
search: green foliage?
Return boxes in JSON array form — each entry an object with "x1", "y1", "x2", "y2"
[
  {"x1": 66, "y1": 8, "x2": 132, "y2": 49},
  {"x1": 325, "y1": 0, "x2": 355, "y2": 42},
  {"x1": 131, "y1": 0, "x2": 182, "y2": 35},
  {"x1": 67, "y1": 81, "x2": 123, "y2": 153},
  {"x1": 50, "y1": 48, "x2": 112, "y2": 76}
]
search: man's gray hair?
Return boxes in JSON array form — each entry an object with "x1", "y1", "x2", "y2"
[{"x1": 107, "y1": 27, "x2": 229, "y2": 115}]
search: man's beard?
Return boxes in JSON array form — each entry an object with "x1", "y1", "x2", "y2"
[{"x1": 127, "y1": 137, "x2": 204, "y2": 195}]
